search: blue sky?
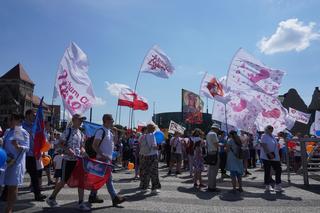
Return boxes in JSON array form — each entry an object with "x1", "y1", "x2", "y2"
[{"x1": 1, "y1": 0, "x2": 320, "y2": 126}]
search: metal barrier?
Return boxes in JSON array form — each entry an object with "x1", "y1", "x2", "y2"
[{"x1": 285, "y1": 138, "x2": 320, "y2": 186}]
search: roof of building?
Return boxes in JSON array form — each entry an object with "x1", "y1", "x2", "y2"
[{"x1": 0, "y1": 63, "x2": 34, "y2": 85}]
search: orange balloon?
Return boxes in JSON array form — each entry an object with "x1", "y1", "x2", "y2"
[
  {"x1": 41, "y1": 142, "x2": 51, "y2": 152},
  {"x1": 306, "y1": 145, "x2": 314, "y2": 153},
  {"x1": 128, "y1": 162, "x2": 134, "y2": 170},
  {"x1": 42, "y1": 156, "x2": 51, "y2": 167}
]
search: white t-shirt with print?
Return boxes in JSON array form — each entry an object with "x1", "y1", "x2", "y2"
[{"x1": 60, "y1": 128, "x2": 84, "y2": 160}]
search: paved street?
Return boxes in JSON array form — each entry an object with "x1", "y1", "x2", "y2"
[{"x1": 1, "y1": 163, "x2": 320, "y2": 213}]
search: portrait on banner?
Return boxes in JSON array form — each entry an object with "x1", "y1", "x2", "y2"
[{"x1": 182, "y1": 89, "x2": 204, "y2": 124}]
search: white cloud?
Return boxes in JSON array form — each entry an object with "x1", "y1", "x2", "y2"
[
  {"x1": 93, "y1": 96, "x2": 106, "y2": 106},
  {"x1": 106, "y1": 81, "x2": 130, "y2": 97},
  {"x1": 258, "y1": 18, "x2": 320, "y2": 54}
]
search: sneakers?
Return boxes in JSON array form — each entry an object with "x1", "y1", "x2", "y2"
[
  {"x1": 112, "y1": 195, "x2": 126, "y2": 206},
  {"x1": 89, "y1": 195, "x2": 104, "y2": 203},
  {"x1": 46, "y1": 197, "x2": 59, "y2": 208},
  {"x1": 274, "y1": 184, "x2": 284, "y2": 192},
  {"x1": 78, "y1": 202, "x2": 91, "y2": 212},
  {"x1": 151, "y1": 189, "x2": 160, "y2": 194},
  {"x1": 265, "y1": 185, "x2": 274, "y2": 192}
]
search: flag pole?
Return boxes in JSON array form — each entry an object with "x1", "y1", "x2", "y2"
[
  {"x1": 90, "y1": 108, "x2": 92, "y2": 122},
  {"x1": 130, "y1": 51, "x2": 148, "y2": 131},
  {"x1": 115, "y1": 104, "x2": 119, "y2": 125},
  {"x1": 119, "y1": 106, "x2": 122, "y2": 125}
]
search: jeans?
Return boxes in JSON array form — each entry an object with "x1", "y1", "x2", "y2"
[
  {"x1": 106, "y1": 173, "x2": 117, "y2": 199},
  {"x1": 208, "y1": 155, "x2": 220, "y2": 189},
  {"x1": 262, "y1": 160, "x2": 282, "y2": 185},
  {"x1": 90, "y1": 173, "x2": 117, "y2": 200}
]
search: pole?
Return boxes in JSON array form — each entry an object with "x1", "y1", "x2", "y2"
[
  {"x1": 224, "y1": 102, "x2": 228, "y2": 134},
  {"x1": 206, "y1": 97, "x2": 208, "y2": 114},
  {"x1": 285, "y1": 138, "x2": 291, "y2": 183},
  {"x1": 115, "y1": 105, "x2": 119, "y2": 125},
  {"x1": 300, "y1": 139, "x2": 309, "y2": 186},
  {"x1": 89, "y1": 108, "x2": 92, "y2": 122},
  {"x1": 119, "y1": 106, "x2": 122, "y2": 125}
]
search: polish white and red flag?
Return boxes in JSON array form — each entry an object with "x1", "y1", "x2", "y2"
[
  {"x1": 140, "y1": 45, "x2": 174, "y2": 79},
  {"x1": 117, "y1": 88, "x2": 148, "y2": 111}
]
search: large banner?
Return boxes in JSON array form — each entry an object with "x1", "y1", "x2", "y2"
[
  {"x1": 182, "y1": 89, "x2": 204, "y2": 124},
  {"x1": 54, "y1": 42, "x2": 95, "y2": 115},
  {"x1": 168, "y1": 120, "x2": 186, "y2": 134},
  {"x1": 288, "y1": 107, "x2": 311, "y2": 124}
]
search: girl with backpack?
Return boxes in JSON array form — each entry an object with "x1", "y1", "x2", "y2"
[{"x1": 226, "y1": 130, "x2": 244, "y2": 193}]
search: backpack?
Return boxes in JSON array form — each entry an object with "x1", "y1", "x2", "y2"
[{"x1": 85, "y1": 128, "x2": 106, "y2": 158}]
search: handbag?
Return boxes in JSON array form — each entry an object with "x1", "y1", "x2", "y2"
[{"x1": 204, "y1": 149, "x2": 218, "y2": 165}]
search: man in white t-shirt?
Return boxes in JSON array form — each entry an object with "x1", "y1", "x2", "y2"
[
  {"x1": 206, "y1": 124, "x2": 220, "y2": 192},
  {"x1": 90, "y1": 114, "x2": 125, "y2": 207},
  {"x1": 168, "y1": 132, "x2": 183, "y2": 175},
  {"x1": 260, "y1": 125, "x2": 283, "y2": 192}
]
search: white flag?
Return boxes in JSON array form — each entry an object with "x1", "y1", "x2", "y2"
[
  {"x1": 288, "y1": 107, "x2": 311, "y2": 124},
  {"x1": 314, "y1": 111, "x2": 320, "y2": 130},
  {"x1": 168, "y1": 120, "x2": 186, "y2": 134},
  {"x1": 54, "y1": 42, "x2": 95, "y2": 115},
  {"x1": 227, "y1": 48, "x2": 285, "y2": 96},
  {"x1": 140, "y1": 45, "x2": 174, "y2": 79},
  {"x1": 200, "y1": 72, "x2": 231, "y2": 104}
]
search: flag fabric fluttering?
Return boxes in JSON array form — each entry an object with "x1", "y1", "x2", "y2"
[
  {"x1": 67, "y1": 157, "x2": 112, "y2": 191},
  {"x1": 227, "y1": 48, "x2": 285, "y2": 96},
  {"x1": 140, "y1": 45, "x2": 174, "y2": 79},
  {"x1": 117, "y1": 87, "x2": 148, "y2": 111},
  {"x1": 54, "y1": 42, "x2": 96, "y2": 115},
  {"x1": 32, "y1": 97, "x2": 46, "y2": 159},
  {"x1": 213, "y1": 48, "x2": 292, "y2": 134},
  {"x1": 82, "y1": 121, "x2": 102, "y2": 137}
]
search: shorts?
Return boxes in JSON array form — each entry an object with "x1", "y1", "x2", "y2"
[
  {"x1": 230, "y1": 170, "x2": 242, "y2": 177},
  {"x1": 171, "y1": 153, "x2": 182, "y2": 162},
  {"x1": 61, "y1": 159, "x2": 77, "y2": 182},
  {"x1": 54, "y1": 169, "x2": 62, "y2": 178}
]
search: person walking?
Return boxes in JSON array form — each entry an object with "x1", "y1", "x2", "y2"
[
  {"x1": 23, "y1": 109, "x2": 46, "y2": 201},
  {"x1": 139, "y1": 124, "x2": 161, "y2": 194},
  {"x1": 226, "y1": 131, "x2": 244, "y2": 193},
  {"x1": 89, "y1": 114, "x2": 125, "y2": 206},
  {"x1": 46, "y1": 114, "x2": 91, "y2": 211},
  {"x1": 260, "y1": 125, "x2": 283, "y2": 192},
  {"x1": 0, "y1": 114, "x2": 29, "y2": 213},
  {"x1": 206, "y1": 124, "x2": 220, "y2": 192}
]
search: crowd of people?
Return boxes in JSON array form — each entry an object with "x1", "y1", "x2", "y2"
[{"x1": 0, "y1": 110, "x2": 319, "y2": 213}]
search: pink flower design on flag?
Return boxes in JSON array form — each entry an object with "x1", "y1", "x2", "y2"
[
  {"x1": 248, "y1": 68, "x2": 270, "y2": 83},
  {"x1": 262, "y1": 108, "x2": 281, "y2": 119},
  {"x1": 230, "y1": 99, "x2": 247, "y2": 112}
]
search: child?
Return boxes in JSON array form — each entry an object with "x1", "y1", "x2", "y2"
[{"x1": 53, "y1": 151, "x2": 63, "y2": 184}]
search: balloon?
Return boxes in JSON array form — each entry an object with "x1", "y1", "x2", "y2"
[
  {"x1": 154, "y1": 131, "x2": 165, "y2": 145},
  {"x1": 41, "y1": 142, "x2": 51, "y2": 152},
  {"x1": 316, "y1": 130, "x2": 320, "y2": 137},
  {"x1": 112, "y1": 151, "x2": 118, "y2": 160},
  {"x1": 128, "y1": 162, "x2": 134, "y2": 170},
  {"x1": 42, "y1": 155, "x2": 51, "y2": 167},
  {"x1": 0, "y1": 148, "x2": 7, "y2": 167},
  {"x1": 306, "y1": 145, "x2": 314, "y2": 153}
]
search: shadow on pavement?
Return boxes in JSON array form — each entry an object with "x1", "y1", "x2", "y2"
[
  {"x1": 177, "y1": 186, "x2": 218, "y2": 200},
  {"x1": 219, "y1": 190, "x2": 302, "y2": 202},
  {"x1": 291, "y1": 183, "x2": 320, "y2": 195},
  {"x1": 0, "y1": 198, "x2": 36, "y2": 212}
]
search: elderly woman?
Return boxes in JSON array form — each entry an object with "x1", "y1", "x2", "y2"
[
  {"x1": 0, "y1": 114, "x2": 29, "y2": 213},
  {"x1": 139, "y1": 124, "x2": 161, "y2": 194}
]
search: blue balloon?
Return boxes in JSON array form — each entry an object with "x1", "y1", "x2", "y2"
[
  {"x1": 0, "y1": 148, "x2": 7, "y2": 167},
  {"x1": 112, "y1": 151, "x2": 118, "y2": 160},
  {"x1": 316, "y1": 130, "x2": 320, "y2": 137},
  {"x1": 154, "y1": 131, "x2": 165, "y2": 145}
]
